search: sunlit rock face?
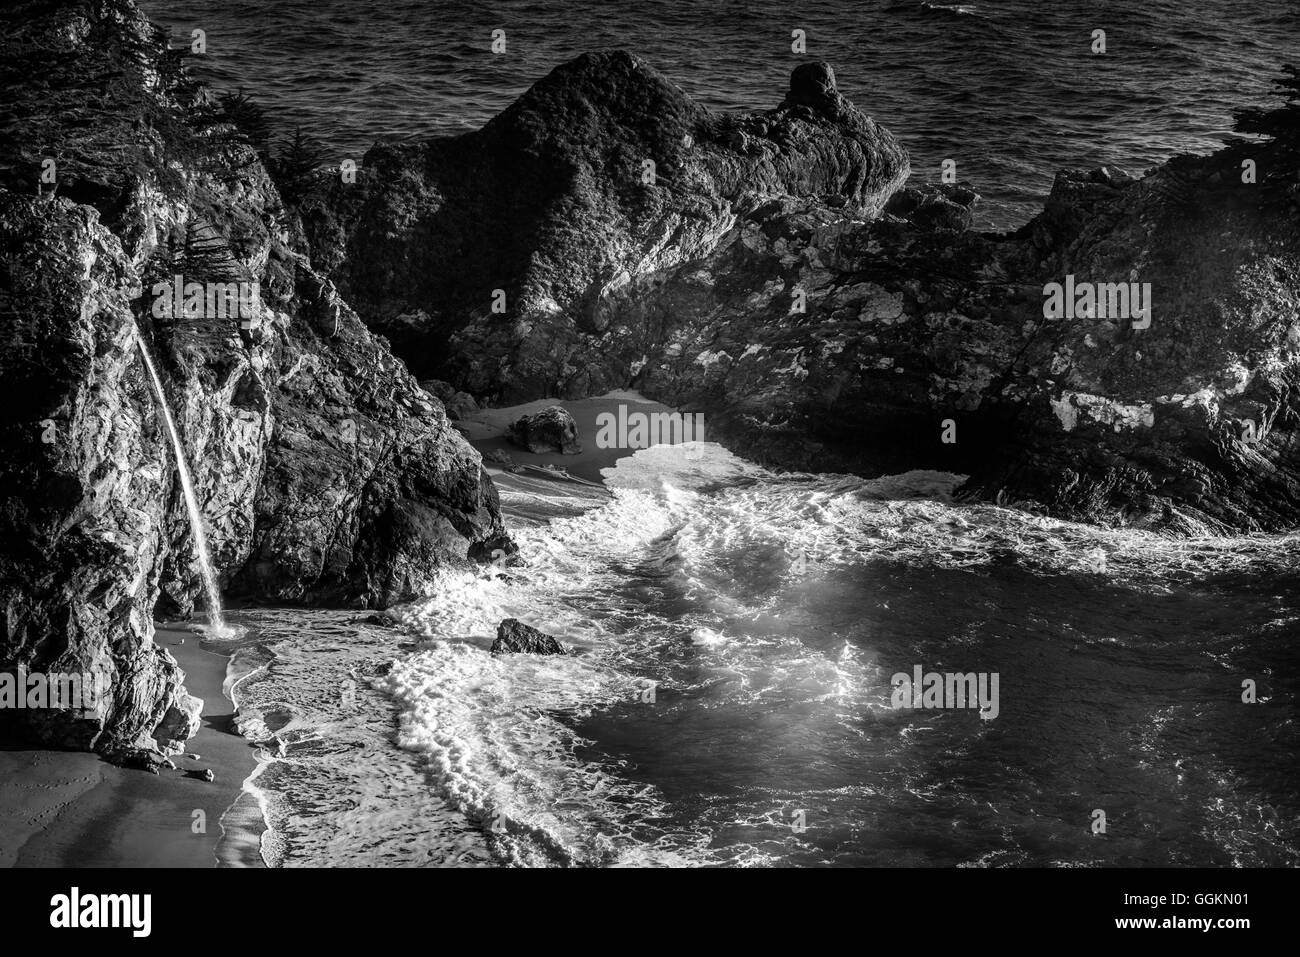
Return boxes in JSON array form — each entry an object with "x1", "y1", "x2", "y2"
[{"x1": 0, "y1": 0, "x2": 510, "y2": 759}]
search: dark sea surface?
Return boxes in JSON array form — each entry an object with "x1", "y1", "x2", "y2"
[{"x1": 139, "y1": 0, "x2": 1299, "y2": 228}]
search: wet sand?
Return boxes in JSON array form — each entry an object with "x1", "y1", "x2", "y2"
[{"x1": 0, "y1": 629, "x2": 262, "y2": 867}]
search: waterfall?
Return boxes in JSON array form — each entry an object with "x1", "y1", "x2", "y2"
[{"x1": 137, "y1": 334, "x2": 228, "y2": 635}]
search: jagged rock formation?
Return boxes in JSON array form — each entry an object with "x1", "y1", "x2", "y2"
[
  {"x1": 0, "y1": 0, "x2": 510, "y2": 758},
  {"x1": 299, "y1": 52, "x2": 909, "y2": 398},
  {"x1": 309, "y1": 48, "x2": 1300, "y2": 533},
  {"x1": 491, "y1": 619, "x2": 566, "y2": 656}
]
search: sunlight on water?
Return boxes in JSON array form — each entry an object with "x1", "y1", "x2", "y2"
[{"x1": 363, "y1": 445, "x2": 1300, "y2": 865}]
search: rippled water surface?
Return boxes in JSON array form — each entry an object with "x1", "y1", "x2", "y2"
[{"x1": 139, "y1": 0, "x2": 1299, "y2": 228}]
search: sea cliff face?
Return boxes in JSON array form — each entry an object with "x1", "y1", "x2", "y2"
[{"x1": 0, "y1": 0, "x2": 509, "y2": 759}]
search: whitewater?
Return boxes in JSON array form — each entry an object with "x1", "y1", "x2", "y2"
[{"x1": 222, "y1": 443, "x2": 1300, "y2": 867}]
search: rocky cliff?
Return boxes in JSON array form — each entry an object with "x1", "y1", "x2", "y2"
[
  {"x1": 0, "y1": 0, "x2": 510, "y2": 759},
  {"x1": 311, "y1": 50, "x2": 1300, "y2": 534}
]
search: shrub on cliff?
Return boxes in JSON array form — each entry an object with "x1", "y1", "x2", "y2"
[{"x1": 268, "y1": 126, "x2": 326, "y2": 205}]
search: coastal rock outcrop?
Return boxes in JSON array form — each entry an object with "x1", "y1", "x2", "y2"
[
  {"x1": 307, "y1": 48, "x2": 1300, "y2": 532},
  {"x1": 0, "y1": 194, "x2": 193, "y2": 755},
  {"x1": 300, "y1": 52, "x2": 910, "y2": 398},
  {"x1": 508, "y1": 406, "x2": 582, "y2": 455},
  {"x1": 0, "y1": 0, "x2": 510, "y2": 757},
  {"x1": 613, "y1": 138, "x2": 1300, "y2": 532},
  {"x1": 491, "y1": 619, "x2": 567, "y2": 656}
]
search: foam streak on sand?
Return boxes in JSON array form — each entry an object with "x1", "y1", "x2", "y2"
[
  {"x1": 218, "y1": 654, "x2": 280, "y2": 867},
  {"x1": 221, "y1": 611, "x2": 498, "y2": 867}
]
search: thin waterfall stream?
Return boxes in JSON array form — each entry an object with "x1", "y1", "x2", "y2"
[{"x1": 137, "y1": 332, "x2": 229, "y2": 635}]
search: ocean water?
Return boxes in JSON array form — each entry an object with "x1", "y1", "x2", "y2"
[
  {"x1": 138, "y1": 0, "x2": 1299, "y2": 229},
  {"x1": 221, "y1": 443, "x2": 1300, "y2": 867}
]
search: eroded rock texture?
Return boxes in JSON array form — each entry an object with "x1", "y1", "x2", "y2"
[
  {"x1": 508, "y1": 406, "x2": 582, "y2": 455},
  {"x1": 491, "y1": 619, "x2": 567, "y2": 657},
  {"x1": 0, "y1": 0, "x2": 509, "y2": 758},
  {"x1": 300, "y1": 51, "x2": 910, "y2": 397},
  {"x1": 310, "y1": 51, "x2": 1300, "y2": 533}
]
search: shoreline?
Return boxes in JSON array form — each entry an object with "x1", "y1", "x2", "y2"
[
  {"x1": 0, "y1": 392, "x2": 679, "y2": 869},
  {"x1": 0, "y1": 628, "x2": 262, "y2": 868},
  {"x1": 459, "y1": 389, "x2": 685, "y2": 485}
]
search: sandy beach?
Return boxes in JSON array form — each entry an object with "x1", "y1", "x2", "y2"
[
  {"x1": 0, "y1": 629, "x2": 261, "y2": 868},
  {"x1": 0, "y1": 390, "x2": 682, "y2": 869}
]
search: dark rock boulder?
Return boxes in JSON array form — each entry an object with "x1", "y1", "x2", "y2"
[
  {"x1": 507, "y1": 406, "x2": 582, "y2": 454},
  {"x1": 784, "y1": 62, "x2": 844, "y2": 113},
  {"x1": 491, "y1": 619, "x2": 567, "y2": 656},
  {"x1": 884, "y1": 183, "x2": 980, "y2": 232},
  {"x1": 119, "y1": 750, "x2": 176, "y2": 775}
]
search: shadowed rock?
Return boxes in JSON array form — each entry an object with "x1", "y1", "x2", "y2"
[
  {"x1": 420, "y1": 379, "x2": 478, "y2": 420},
  {"x1": 884, "y1": 183, "x2": 980, "y2": 232},
  {"x1": 302, "y1": 53, "x2": 909, "y2": 397},
  {"x1": 508, "y1": 406, "x2": 582, "y2": 454},
  {"x1": 491, "y1": 619, "x2": 567, "y2": 656},
  {"x1": 783, "y1": 62, "x2": 846, "y2": 114}
]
